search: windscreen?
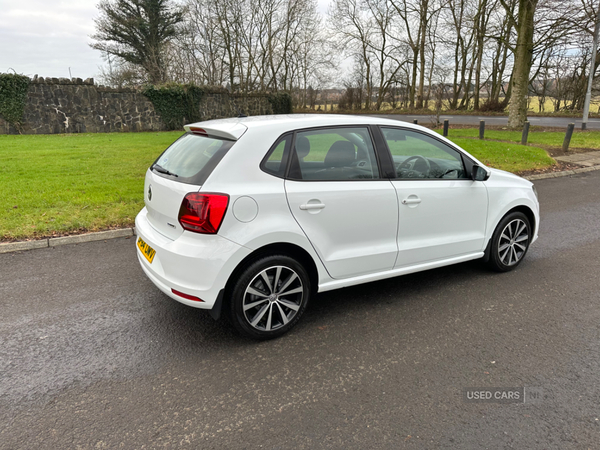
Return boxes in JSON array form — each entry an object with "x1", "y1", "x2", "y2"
[{"x1": 151, "y1": 132, "x2": 235, "y2": 185}]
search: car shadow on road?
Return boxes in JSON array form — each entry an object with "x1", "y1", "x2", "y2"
[
  {"x1": 143, "y1": 259, "x2": 495, "y2": 349},
  {"x1": 299, "y1": 259, "x2": 495, "y2": 329}
]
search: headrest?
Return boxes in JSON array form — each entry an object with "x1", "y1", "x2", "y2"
[
  {"x1": 324, "y1": 141, "x2": 355, "y2": 167},
  {"x1": 295, "y1": 136, "x2": 310, "y2": 159}
]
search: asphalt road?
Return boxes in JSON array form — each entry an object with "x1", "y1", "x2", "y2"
[
  {"x1": 2, "y1": 171, "x2": 600, "y2": 449},
  {"x1": 372, "y1": 114, "x2": 600, "y2": 130}
]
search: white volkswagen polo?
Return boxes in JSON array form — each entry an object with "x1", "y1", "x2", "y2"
[{"x1": 135, "y1": 114, "x2": 539, "y2": 339}]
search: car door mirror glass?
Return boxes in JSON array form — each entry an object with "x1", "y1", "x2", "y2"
[{"x1": 472, "y1": 165, "x2": 489, "y2": 181}]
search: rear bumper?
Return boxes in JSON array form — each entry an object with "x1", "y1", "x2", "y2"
[{"x1": 135, "y1": 207, "x2": 251, "y2": 309}]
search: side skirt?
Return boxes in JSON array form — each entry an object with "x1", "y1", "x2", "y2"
[{"x1": 317, "y1": 252, "x2": 485, "y2": 293}]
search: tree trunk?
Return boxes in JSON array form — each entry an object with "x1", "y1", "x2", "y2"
[
  {"x1": 473, "y1": 0, "x2": 487, "y2": 110},
  {"x1": 409, "y1": 50, "x2": 419, "y2": 109},
  {"x1": 416, "y1": 12, "x2": 428, "y2": 109},
  {"x1": 508, "y1": 0, "x2": 537, "y2": 128}
]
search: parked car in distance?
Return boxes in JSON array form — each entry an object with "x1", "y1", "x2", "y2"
[{"x1": 135, "y1": 114, "x2": 539, "y2": 339}]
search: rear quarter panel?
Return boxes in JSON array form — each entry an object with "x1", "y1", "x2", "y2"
[{"x1": 200, "y1": 127, "x2": 333, "y2": 285}]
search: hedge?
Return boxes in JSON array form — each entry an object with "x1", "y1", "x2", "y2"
[
  {"x1": 143, "y1": 83, "x2": 205, "y2": 130},
  {"x1": 0, "y1": 73, "x2": 31, "y2": 130},
  {"x1": 268, "y1": 92, "x2": 293, "y2": 114}
]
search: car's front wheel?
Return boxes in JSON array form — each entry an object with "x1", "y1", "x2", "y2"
[
  {"x1": 487, "y1": 211, "x2": 532, "y2": 272},
  {"x1": 229, "y1": 255, "x2": 311, "y2": 340}
]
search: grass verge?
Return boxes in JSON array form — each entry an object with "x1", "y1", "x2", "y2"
[
  {"x1": 1, "y1": 132, "x2": 183, "y2": 241},
  {"x1": 1, "y1": 130, "x2": 555, "y2": 241},
  {"x1": 447, "y1": 138, "x2": 555, "y2": 173}
]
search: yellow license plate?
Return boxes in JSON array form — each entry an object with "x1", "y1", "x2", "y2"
[{"x1": 137, "y1": 237, "x2": 156, "y2": 264}]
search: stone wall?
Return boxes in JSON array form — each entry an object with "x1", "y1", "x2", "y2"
[{"x1": 0, "y1": 77, "x2": 274, "y2": 135}]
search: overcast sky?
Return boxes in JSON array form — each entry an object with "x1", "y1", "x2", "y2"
[{"x1": 0, "y1": 0, "x2": 331, "y2": 81}]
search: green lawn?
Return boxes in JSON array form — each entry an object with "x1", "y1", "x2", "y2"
[
  {"x1": 435, "y1": 128, "x2": 600, "y2": 150},
  {"x1": 449, "y1": 138, "x2": 555, "y2": 173},
  {"x1": 0, "y1": 130, "x2": 554, "y2": 241},
  {"x1": 1, "y1": 132, "x2": 183, "y2": 241}
]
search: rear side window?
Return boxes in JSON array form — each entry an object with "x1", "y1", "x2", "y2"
[
  {"x1": 287, "y1": 127, "x2": 380, "y2": 181},
  {"x1": 152, "y1": 132, "x2": 235, "y2": 185},
  {"x1": 261, "y1": 134, "x2": 291, "y2": 178}
]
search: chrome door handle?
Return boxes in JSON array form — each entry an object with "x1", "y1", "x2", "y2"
[
  {"x1": 402, "y1": 197, "x2": 422, "y2": 205},
  {"x1": 299, "y1": 203, "x2": 326, "y2": 210}
]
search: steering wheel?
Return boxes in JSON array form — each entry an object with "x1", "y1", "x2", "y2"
[
  {"x1": 438, "y1": 168, "x2": 459, "y2": 179},
  {"x1": 396, "y1": 155, "x2": 431, "y2": 178}
]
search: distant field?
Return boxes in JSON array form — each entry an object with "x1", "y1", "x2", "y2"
[
  {"x1": 304, "y1": 98, "x2": 600, "y2": 115},
  {"x1": 1, "y1": 129, "x2": 555, "y2": 241}
]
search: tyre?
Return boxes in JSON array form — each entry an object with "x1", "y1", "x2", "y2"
[
  {"x1": 228, "y1": 255, "x2": 311, "y2": 340},
  {"x1": 487, "y1": 211, "x2": 532, "y2": 272}
]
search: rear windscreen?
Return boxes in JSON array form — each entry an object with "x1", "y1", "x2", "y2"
[{"x1": 151, "y1": 132, "x2": 235, "y2": 185}]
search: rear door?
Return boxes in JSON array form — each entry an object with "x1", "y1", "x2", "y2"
[{"x1": 284, "y1": 126, "x2": 399, "y2": 279}]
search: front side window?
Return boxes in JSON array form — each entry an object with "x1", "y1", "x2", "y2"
[
  {"x1": 288, "y1": 127, "x2": 380, "y2": 181},
  {"x1": 152, "y1": 132, "x2": 234, "y2": 185},
  {"x1": 381, "y1": 128, "x2": 468, "y2": 180}
]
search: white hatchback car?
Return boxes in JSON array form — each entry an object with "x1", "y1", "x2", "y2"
[{"x1": 135, "y1": 114, "x2": 539, "y2": 339}]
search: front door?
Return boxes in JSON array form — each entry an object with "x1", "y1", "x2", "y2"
[{"x1": 379, "y1": 127, "x2": 488, "y2": 268}]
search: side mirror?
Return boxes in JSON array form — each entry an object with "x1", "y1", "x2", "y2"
[{"x1": 471, "y1": 164, "x2": 489, "y2": 181}]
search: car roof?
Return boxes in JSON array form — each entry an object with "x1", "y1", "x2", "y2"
[{"x1": 185, "y1": 114, "x2": 423, "y2": 140}]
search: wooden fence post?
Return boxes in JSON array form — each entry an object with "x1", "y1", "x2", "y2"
[
  {"x1": 521, "y1": 121, "x2": 530, "y2": 145},
  {"x1": 563, "y1": 123, "x2": 575, "y2": 152}
]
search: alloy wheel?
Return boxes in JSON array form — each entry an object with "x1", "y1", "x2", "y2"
[
  {"x1": 498, "y1": 219, "x2": 529, "y2": 266},
  {"x1": 242, "y1": 266, "x2": 304, "y2": 332}
]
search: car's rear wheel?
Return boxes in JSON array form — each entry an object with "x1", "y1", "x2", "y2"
[
  {"x1": 229, "y1": 255, "x2": 311, "y2": 340},
  {"x1": 487, "y1": 211, "x2": 532, "y2": 272}
]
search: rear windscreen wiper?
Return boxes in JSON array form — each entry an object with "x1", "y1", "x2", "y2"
[{"x1": 152, "y1": 164, "x2": 178, "y2": 177}]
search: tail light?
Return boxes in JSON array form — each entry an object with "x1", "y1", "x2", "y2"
[{"x1": 178, "y1": 192, "x2": 229, "y2": 234}]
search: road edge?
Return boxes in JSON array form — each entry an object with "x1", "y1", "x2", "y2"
[
  {"x1": 523, "y1": 164, "x2": 600, "y2": 181},
  {"x1": 0, "y1": 228, "x2": 136, "y2": 254},
  {"x1": 2, "y1": 164, "x2": 599, "y2": 255}
]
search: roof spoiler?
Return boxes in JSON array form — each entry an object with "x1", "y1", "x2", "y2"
[{"x1": 183, "y1": 122, "x2": 248, "y2": 141}]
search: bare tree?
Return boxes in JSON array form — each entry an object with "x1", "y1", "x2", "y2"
[
  {"x1": 329, "y1": 0, "x2": 408, "y2": 110},
  {"x1": 172, "y1": 0, "x2": 329, "y2": 98},
  {"x1": 90, "y1": 0, "x2": 600, "y2": 120},
  {"x1": 390, "y1": 0, "x2": 445, "y2": 109}
]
